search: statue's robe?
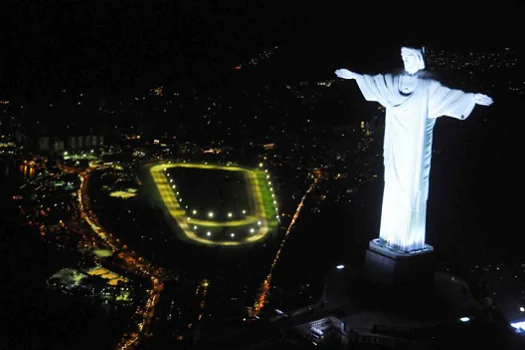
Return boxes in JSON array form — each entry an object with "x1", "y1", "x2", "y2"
[{"x1": 355, "y1": 73, "x2": 476, "y2": 252}]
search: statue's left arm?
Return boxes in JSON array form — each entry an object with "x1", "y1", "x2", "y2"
[{"x1": 428, "y1": 81, "x2": 493, "y2": 120}]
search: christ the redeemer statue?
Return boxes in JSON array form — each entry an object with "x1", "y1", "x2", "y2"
[{"x1": 336, "y1": 47, "x2": 493, "y2": 253}]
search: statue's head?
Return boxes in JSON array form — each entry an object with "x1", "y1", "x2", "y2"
[{"x1": 401, "y1": 47, "x2": 425, "y2": 75}]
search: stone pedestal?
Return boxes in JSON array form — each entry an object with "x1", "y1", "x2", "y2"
[{"x1": 365, "y1": 239, "x2": 435, "y2": 288}]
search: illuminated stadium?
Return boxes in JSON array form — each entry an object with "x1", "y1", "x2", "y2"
[{"x1": 149, "y1": 163, "x2": 279, "y2": 246}]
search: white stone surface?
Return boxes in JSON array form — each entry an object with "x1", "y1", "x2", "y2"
[{"x1": 335, "y1": 47, "x2": 492, "y2": 252}]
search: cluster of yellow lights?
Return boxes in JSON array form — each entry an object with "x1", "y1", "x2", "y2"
[
  {"x1": 86, "y1": 266, "x2": 129, "y2": 286},
  {"x1": 150, "y1": 163, "x2": 272, "y2": 246},
  {"x1": 109, "y1": 191, "x2": 138, "y2": 199}
]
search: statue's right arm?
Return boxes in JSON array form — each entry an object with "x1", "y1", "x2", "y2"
[
  {"x1": 339, "y1": 71, "x2": 391, "y2": 107},
  {"x1": 335, "y1": 69, "x2": 360, "y2": 80}
]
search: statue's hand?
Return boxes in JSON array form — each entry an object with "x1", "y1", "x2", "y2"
[
  {"x1": 335, "y1": 69, "x2": 356, "y2": 80},
  {"x1": 473, "y1": 93, "x2": 493, "y2": 106}
]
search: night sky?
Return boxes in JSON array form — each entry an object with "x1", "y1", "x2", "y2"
[{"x1": 1, "y1": 0, "x2": 524, "y2": 101}]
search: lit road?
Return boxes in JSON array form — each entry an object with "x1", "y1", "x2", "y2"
[
  {"x1": 253, "y1": 171, "x2": 321, "y2": 315},
  {"x1": 77, "y1": 168, "x2": 167, "y2": 350},
  {"x1": 150, "y1": 163, "x2": 270, "y2": 246}
]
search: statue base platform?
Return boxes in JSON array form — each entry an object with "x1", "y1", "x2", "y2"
[{"x1": 365, "y1": 239, "x2": 435, "y2": 289}]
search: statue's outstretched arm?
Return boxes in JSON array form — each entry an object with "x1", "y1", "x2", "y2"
[
  {"x1": 335, "y1": 69, "x2": 360, "y2": 80},
  {"x1": 473, "y1": 93, "x2": 493, "y2": 106}
]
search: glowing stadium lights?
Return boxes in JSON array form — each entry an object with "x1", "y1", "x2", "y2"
[
  {"x1": 459, "y1": 317, "x2": 470, "y2": 323},
  {"x1": 259, "y1": 163, "x2": 263, "y2": 167},
  {"x1": 336, "y1": 265, "x2": 345, "y2": 270},
  {"x1": 192, "y1": 210, "x2": 197, "y2": 215},
  {"x1": 230, "y1": 233, "x2": 235, "y2": 238},
  {"x1": 257, "y1": 221, "x2": 262, "y2": 226},
  {"x1": 150, "y1": 163, "x2": 273, "y2": 246},
  {"x1": 170, "y1": 179, "x2": 173, "y2": 183},
  {"x1": 193, "y1": 226, "x2": 197, "y2": 230},
  {"x1": 187, "y1": 217, "x2": 191, "y2": 221},
  {"x1": 172, "y1": 185, "x2": 175, "y2": 189},
  {"x1": 206, "y1": 231, "x2": 211, "y2": 236},
  {"x1": 228, "y1": 212, "x2": 233, "y2": 218},
  {"x1": 521, "y1": 307, "x2": 525, "y2": 312}
]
